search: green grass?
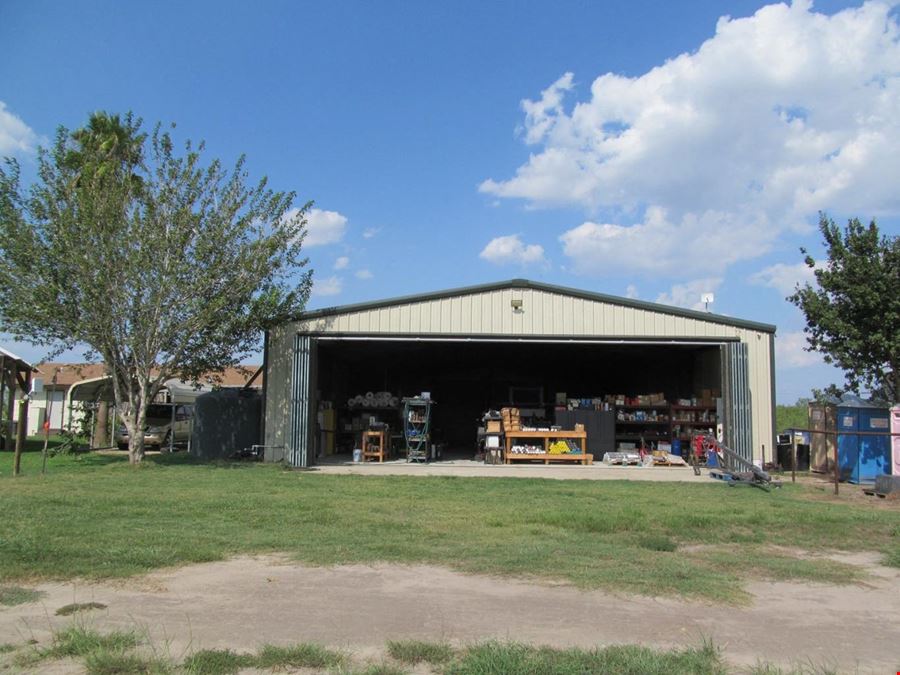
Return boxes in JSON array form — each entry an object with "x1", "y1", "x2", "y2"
[
  {"x1": 182, "y1": 648, "x2": 254, "y2": 674},
  {"x1": 84, "y1": 649, "x2": 173, "y2": 675},
  {"x1": 444, "y1": 640, "x2": 726, "y2": 675},
  {"x1": 16, "y1": 625, "x2": 141, "y2": 668},
  {"x1": 43, "y1": 625, "x2": 140, "y2": 659},
  {"x1": 255, "y1": 642, "x2": 346, "y2": 669},
  {"x1": 0, "y1": 643, "x2": 15, "y2": 654},
  {"x1": 0, "y1": 584, "x2": 44, "y2": 606},
  {"x1": 386, "y1": 639, "x2": 455, "y2": 665},
  {"x1": 1, "y1": 450, "x2": 899, "y2": 602}
]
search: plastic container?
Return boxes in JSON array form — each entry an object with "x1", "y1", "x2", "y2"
[{"x1": 352, "y1": 448, "x2": 362, "y2": 463}]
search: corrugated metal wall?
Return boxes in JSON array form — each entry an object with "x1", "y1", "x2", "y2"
[{"x1": 268, "y1": 287, "x2": 774, "y2": 463}]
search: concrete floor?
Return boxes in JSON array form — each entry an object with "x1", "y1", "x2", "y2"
[{"x1": 311, "y1": 456, "x2": 714, "y2": 482}]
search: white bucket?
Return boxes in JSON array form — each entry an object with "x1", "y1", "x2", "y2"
[{"x1": 352, "y1": 448, "x2": 362, "y2": 463}]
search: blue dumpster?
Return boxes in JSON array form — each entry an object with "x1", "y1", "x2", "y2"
[{"x1": 832, "y1": 396, "x2": 890, "y2": 484}]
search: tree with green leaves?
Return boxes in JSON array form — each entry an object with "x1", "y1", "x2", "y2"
[
  {"x1": 789, "y1": 214, "x2": 899, "y2": 402},
  {"x1": 0, "y1": 112, "x2": 312, "y2": 463}
]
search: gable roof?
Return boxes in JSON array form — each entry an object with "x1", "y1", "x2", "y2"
[{"x1": 298, "y1": 279, "x2": 776, "y2": 334}]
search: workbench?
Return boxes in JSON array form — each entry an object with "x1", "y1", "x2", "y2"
[{"x1": 361, "y1": 429, "x2": 388, "y2": 462}]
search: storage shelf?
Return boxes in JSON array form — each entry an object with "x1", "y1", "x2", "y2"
[
  {"x1": 616, "y1": 404, "x2": 670, "y2": 409},
  {"x1": 671, "y1": 405, "x2": 716, "y2": 411},
  {"x1": 616, "y1": 420, "x2": 670, "y2": 425}
]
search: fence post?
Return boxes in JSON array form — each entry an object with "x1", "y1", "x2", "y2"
[{"x1": 791, "y1": 431, "x2": 797, "y2": 484}]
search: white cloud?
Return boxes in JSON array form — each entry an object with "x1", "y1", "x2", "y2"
[
  {"x1": 0, "y1": 101, "x2": 39, "y2": 156},
  {"x1": 750, "y1": 261, "x2": 817, "y2": 296},
  {"x1": 362, "y1": 227, "x2": 380, "y2": 239},
  {"x1": 483, "y1": 2, "x2": 900, "y2": 275},
  {"x1": 656, "y1": 277, "x2": 722, "y2": 311},
  {"x1": 625, "y1": 284, "x2": 639, "y2": 299},
  {"x1": 298, "y1": 208, "x2": 348, "y2": 247},
  {"x1": 355, "y1": 269, "x2": 373, "y2": 280},
  {"x1": 479, "y1": 234, "x2": 546, "y2": 265},
  {"x1": 559, "y1": 207, "x2": 775, "y2": 276},
  {"x1": 776, "y1": 330, "x2": 823, "y2": 368},
  {"x1": 334, "y1": 256, "x2": 350, "y2": 270},
  {"x1": 311, "y1": 275, "x2": 343, "y2": 297}
]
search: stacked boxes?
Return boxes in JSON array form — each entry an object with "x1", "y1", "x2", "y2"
[{"x1": 501, "y1": 407, "x2": 521, "y2": 432}]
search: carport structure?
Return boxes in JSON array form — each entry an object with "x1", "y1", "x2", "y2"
[{"x1": 263, "y1": 279, "x2": 777, "y2": 468}]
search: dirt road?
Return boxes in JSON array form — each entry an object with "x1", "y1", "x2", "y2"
[{"x1": 2, "y1": 552, "x2": 898, "y2": 672}]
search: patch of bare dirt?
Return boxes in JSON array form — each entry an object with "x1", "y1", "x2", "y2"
[{"x1": 1, "y1": 554, "x2": 898, "y2": 673}]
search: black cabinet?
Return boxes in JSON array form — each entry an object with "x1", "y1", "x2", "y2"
[{"x1": 554, "y1": 410, "x2": 615, "y2": 456}]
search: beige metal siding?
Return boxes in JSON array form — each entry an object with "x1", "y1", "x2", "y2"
[
  {"x1": 283, "y1": 287, "x2": 774, "y2": 461},
  {"x1": 297, "y1": 289, "x2": 759, "y2": 339}
]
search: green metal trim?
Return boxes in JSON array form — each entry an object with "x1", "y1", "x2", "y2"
[{"x1": 295, "y1": 278, "x2": 776, "y2": 334}]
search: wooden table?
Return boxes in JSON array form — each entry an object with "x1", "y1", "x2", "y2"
[{"x1": 504, "y1": 430, "x2": 591, "y2": 465}]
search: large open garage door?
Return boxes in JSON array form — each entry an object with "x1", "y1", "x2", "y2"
[
  {"x1": 721, "y1": 342, "x2": 752, "y2": 461},
  {"x1": 305, "y1": 336, "x2": 739, "y2": 464},
  {"x1": 288, "y1": 334, "x2": 317, "y2": 467}
]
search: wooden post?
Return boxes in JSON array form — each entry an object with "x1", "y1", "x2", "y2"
[
  {"x1": 833, "y1": 432, "x2": 839, "y2": 495},
  {"x1": 791, "y1": 431, "x2": 797, "y2": 484},
  {"x1": 13, "y1": 396, "x2": 27, "y2": 476}
]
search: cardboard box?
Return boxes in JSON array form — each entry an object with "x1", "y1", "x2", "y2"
[
  {"x1": 486, "y1": 420, "x2": 501, "y2": 433},
  {"x1": 574, "y1": 423, "x2": 585, "y2": 432}
]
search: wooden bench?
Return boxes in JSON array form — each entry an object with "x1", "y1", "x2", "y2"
[{"x1": 506, "y1": 452, "x2": 594, "y2": 465}]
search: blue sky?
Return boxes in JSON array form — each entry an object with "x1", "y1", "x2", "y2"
[{"x1": 2, "y1": 0, "x2": 898, "y2": 403}]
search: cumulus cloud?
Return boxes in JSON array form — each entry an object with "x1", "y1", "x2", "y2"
[
  {"x1": 656, "y1": 277, "x2": 722, "y2": 311},
  {"x1": 0, "y1": 101, "x2": 39, "y2": 156},
  {"x1": 311, "y1": 275, "x2": 343, "y2": 297},
  {"x1": 776, "y1": 330, "x2": 822, "y2": 368},
  {"x1": 479, "y1": 234, "x2": 546, "y2": 265},
  {"x1": 559, "y1": 207, "x2": 775, "y2": 276},
  {"x1": 362, "y1": 227, "x2": 380, "y2": 239},
  {"x1": 625, "y1": 284, "x2": 639, "y2": 299},
  {"x1": 750, "y1": 261, "x2": 818, "y2": 296},
  {"x1": 296, "y1": 208, "x2": 348, "y2": 247},
  {"x1": 482, "y1": 1, "x2": 900, "y2": 276},
  {"x1": 334, "y1": 256, "x2": 350, "y2": 270},
  {"x1": 355, "y1": 269, "x2": 373, "y2": 280}
]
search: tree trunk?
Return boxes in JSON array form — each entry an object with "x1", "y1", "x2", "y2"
[
  {"x1": 124, "y1": 389, "x2": 148, "y2": 465},
  {"x1": 93, "y1": 400, "x2": 109, "y2": 448}
]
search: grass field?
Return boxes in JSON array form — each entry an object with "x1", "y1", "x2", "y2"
[
  {"x1": 4, "y1": 627, "x2": 735, "y2": 675},
  {"x1": 1, "y1": 448, "x2": 898, "y2": 603}
]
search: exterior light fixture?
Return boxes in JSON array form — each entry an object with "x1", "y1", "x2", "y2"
[{"x1": 511, "y1": 299, "x2": 523, "y2": 311}]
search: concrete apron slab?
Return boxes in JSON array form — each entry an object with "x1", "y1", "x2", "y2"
[{"x1": 310, "y1": 461, "x2": 714, "y2": 482}]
